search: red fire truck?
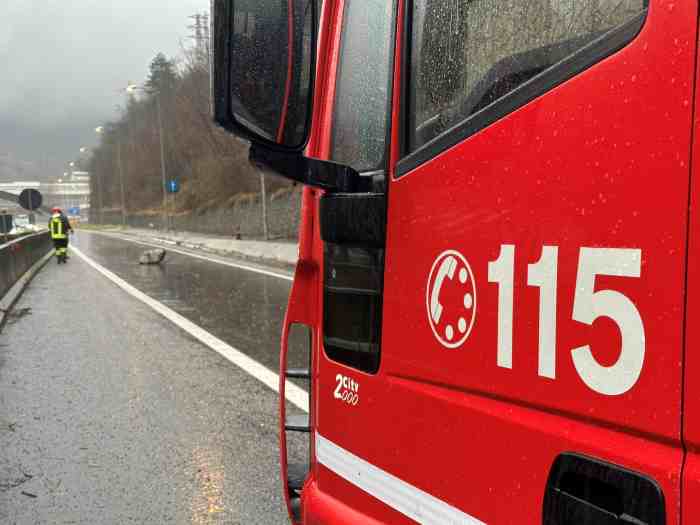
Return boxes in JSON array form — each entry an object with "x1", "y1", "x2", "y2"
[{"x1": 212, "y1": 0, "x2": 699, "y2": 523}]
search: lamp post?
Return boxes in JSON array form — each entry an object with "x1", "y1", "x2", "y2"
[
  {"x1": 116, "y1": 141, "x2": 126, "y2": 228},
  {"x1": 90, "y1": 130, "x2": 105, "y2": 225},
  {"x1": 57, "y1": 177, "x2": 67, "y2": 212},
  {"x1": 126, "y1": 83, "x2": 169, "y2": 231},
  {"x1": 65, "y1": 162, "x2": 75, "y2": 212},
  {"x1": 93, "y1": 128, "x2": 127, "y2": 228},
  {"x1": 62, "y1": 172, "x2": 71, "y2": 213}
]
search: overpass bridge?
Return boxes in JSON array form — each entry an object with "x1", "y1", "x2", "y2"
[
  {"x1": 0, "y1": 179, "x2": 89, "y2": 216},
  {"x1": 0, "y1": 190, "x2": 51, "y2": 216},
  {"x1": 0, "y1": 189, "x2": 51, "y2": 216},
  {"x1": 0, "y1": 191, "x2": 21, "y2": 211}
]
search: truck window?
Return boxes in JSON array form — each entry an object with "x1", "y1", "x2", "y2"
[
  {"x1": 330, "y1": 0, "x2": 396, "y2": 173},
  {"x1": 408, "y1": 0, "x2": 648, "y2": 153},
  {"x1": 322, "y1": 0, "x2": 396, "y2": 376}
]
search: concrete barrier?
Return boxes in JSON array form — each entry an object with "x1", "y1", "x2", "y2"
[
  {"x1": 98, "y1": 187, "x2": 303, "y2": 240},
  {"x1": 0, "y1": 232, "x2": 53, "y2": 320}
]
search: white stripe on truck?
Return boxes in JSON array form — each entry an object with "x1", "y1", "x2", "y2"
[{"x1": 316, "y1": 433, "x2": 486, "y2": 525}]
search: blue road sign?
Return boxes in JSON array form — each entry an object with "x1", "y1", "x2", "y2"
[
  {"x1": 68, "y1": 207, "x2": 81, "y2": 216},
  {"x1": 167, "y1": 180, "x2": 180, "y2": 194}
]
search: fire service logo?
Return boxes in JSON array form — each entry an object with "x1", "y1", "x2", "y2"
[{"x1": 426, "y1": 250, "x2": 477, "y2": 349}]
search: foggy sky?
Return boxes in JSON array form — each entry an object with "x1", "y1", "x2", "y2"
[{"x1": 0, "y1": 0, "x2": 208, "y2": 181}]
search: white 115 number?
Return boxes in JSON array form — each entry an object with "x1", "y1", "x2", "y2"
[{"x1": 488, "y1": 246, "x2": 645, "y2": 396}]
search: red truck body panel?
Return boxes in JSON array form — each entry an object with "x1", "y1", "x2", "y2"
[
  {"x1": 277, "y1": 0, "x2": 700, "y2": 523},
  {"x1": 682, "y1": 8, "x2": 700, "y2": 523}
]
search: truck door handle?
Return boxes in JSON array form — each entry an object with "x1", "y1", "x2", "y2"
[{"x1": 542, "y1": 453, "x2": 665, "y2": 525}]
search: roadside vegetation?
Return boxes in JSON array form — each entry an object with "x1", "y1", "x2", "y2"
[{"x1": 85, "y1": 15, "x2": 293, "y2": 216}]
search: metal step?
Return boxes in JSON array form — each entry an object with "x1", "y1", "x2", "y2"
[
  {"x1": 287, "y1": 462, "x2": 309, "y2": 493},
  {"x1": 286, "y1": 368, "x2": 310, "y2": 379},
  {"x1": 289, "y1": 495, "x2": 302, "y2": 522},
  {"x1": 285, "y1": 414, "x2": 310, "y2": 433},
  {"x1": 287, "y1": 462, "x2": 308, "y2": 522}
]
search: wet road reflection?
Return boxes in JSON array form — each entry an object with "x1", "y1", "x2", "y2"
[
  {"x1": 189, "y1": 445, "x2": 226, "y2": 523},
  {"x1": 73, "y1": 231, "x2": 309, "y2": 384},
  {"x1": 1, "y1": 253, "x2": 299, "y2": 524}
]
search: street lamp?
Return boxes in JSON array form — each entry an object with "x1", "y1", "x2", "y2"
[
  {"x1": 94, "y1": 126, "x2": 127, "y2": 228},
  {"x1": 87, "y1": 136, "x2": 104, "y2": 225},
  {"x1": 57, "y1": 178, "x2": 65, "y2": 210},
  {"x1": 126, "y1": 82, "x2": 169, "y2": 231},
  {"x1": 56, "y1": 172, "x2": 68, "y2": 212}
]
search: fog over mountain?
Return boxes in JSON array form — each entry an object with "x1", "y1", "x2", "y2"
[{"x1": 0, "y1": 0, "x2": 208, "y2": 182}]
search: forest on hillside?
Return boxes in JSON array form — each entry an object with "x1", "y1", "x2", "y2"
[{"x1": 86, "y1": 17, "x2": 292, "y2": 215}]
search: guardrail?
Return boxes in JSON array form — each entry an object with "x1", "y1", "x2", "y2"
[{"x1": 0, "y1": 231, "x2": 53, "y2": 301}]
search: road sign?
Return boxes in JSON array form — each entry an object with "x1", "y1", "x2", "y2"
[
  {"x1": 68, "y1": 207, "x2": 81, "y2": 216},
  {"x1": 167, "y1": 180, "x2": 179, "y2": 194},
  {"x1": 18, "y1": 189, "x2": 43, "y2": 211}
]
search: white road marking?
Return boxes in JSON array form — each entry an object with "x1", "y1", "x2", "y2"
[
  {"x1": 71, "y1": 245, "x2": 308, "y2": 412},
  {"x1": 81, "y1": 230, "x2": 294, "y2": 282}
]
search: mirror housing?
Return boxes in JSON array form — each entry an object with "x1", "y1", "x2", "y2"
[
  {"x1": 211, "y1": 0, "x2": 316, "y2": 151},
  {"x1": 249, "y1": 145, "x2": 371, "y2": 193},
  {"x1": 212, "y1": 0, "x2": 370, "y2": 192}
]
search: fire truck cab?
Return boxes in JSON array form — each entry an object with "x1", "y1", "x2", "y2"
[{"x1": 212, "y1": 0, "x2": 700, "y2": 523}]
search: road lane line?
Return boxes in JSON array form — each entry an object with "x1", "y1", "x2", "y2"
[
  {"x1": 81, "y1": 230, "x2": 294, "y2": 282},
  {"x1": 71, "y1": 245, "x2": 308, "y2": 412}
]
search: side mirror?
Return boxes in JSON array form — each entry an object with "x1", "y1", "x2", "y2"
[{"x1": 212, "y1": 0, "x2": 316, "y2": 151}]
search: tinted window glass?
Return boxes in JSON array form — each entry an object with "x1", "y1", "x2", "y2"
[
  {"x1": 330, "y1": 0, "x2": 395, "y2": 173},
  {"x1": 323, "y1": 244, "x2": 383, "y2": 374},
  {"x1": 409, "y1": 0, "x2": 647, "y2": 151}
]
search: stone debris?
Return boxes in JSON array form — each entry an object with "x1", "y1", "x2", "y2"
[{"x1": 138, "y1": 249, "x2": 166, "y2": 265}]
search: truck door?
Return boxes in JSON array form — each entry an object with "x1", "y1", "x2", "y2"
[
  {"x1": 379, "y1": 1, "x2": 695, "y2": 524},
  {"x1": 683, "y1": 31, "x2": 700, "y2": 525}
]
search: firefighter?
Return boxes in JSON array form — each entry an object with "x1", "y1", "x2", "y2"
[{"x1": 49, "y1": 207, "x2": 73, "y2": 264}]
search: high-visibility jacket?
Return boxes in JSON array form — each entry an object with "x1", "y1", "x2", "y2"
[{"x1": 49, "y1": 214, "x2": 68, "y2": 240}]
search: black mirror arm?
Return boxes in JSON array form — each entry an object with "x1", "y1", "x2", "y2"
[{"x1": 249, "y1": 144, "x2": 371, "y2": 193}]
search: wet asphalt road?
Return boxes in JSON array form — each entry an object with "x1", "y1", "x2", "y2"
[
  {"x1": 71, "y1": 231, "x2": 309, "y2": 374},
  {"x1": 0, "y1": 232, "x2": 306, "y2": 524}
]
